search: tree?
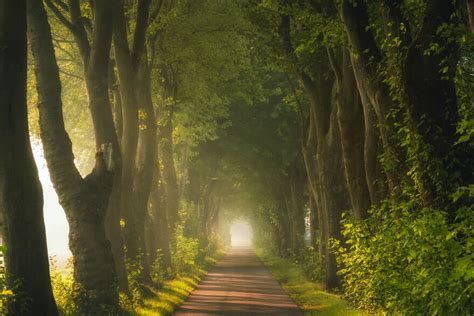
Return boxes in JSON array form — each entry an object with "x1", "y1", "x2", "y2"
[
  {"x1": 0, "y1": 0, "x2": 58, "y2": 314},
  {"x1": 28, "y1": 0, "x2": 119, "y2": 312}
]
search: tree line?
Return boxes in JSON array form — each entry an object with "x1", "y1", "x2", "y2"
[{"x1": 0, "y1": 0, "x2": 473, "y2": 315}]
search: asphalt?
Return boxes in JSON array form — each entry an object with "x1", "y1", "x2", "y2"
[{"x1": 174, "y1": 247, "x2": 304, "y2": 316}]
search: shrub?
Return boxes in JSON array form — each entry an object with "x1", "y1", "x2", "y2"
[
  {"x1": 49, "y1": 257, "x2": 76, "y2": 315},
  {"x1": 335, "y1": 199, "x2": 474, "y2": 315},
  {"x1": 299, "y1": 246, "x2": 324, "y2": 282},
  {"x1": 171, "y1": 224, "x2": 199, "y2": 276}
]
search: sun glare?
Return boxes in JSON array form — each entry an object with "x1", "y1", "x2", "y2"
[
  {"x1": 230, "y1": 220, "x2": 253, "y2": 247},
  {"x1": 32, "y1": 138, "x2": 71, "y2": 267}
]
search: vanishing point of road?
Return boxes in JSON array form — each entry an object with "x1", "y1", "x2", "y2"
[{"x1": 174, "y1": 247, "x2": 303, "y2": 315}]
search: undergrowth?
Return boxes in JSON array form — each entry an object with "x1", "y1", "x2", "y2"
[{"x1": 255, "y1": 248, "x2": 363, "y2": 316}]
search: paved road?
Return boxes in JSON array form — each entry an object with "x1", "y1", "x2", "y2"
[{"x1": 174, "y1": 247, "x2": 303, "y2": 315}]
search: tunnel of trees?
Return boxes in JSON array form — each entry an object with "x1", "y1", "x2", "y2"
[{"x1": 0, "y1": 0, "x2": 473, "y2": 314}]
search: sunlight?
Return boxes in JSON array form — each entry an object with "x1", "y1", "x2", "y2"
[
  {"x1": 230, "y1": 220, "x2": 253, "y2": 247},
  {"x1": 31, "y1": 138, "x2": 71, "y2": 267}
]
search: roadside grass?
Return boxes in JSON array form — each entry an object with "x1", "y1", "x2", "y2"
[
  {"x1": 135, "y1": 250, "x2": 224, "y2": 316},
  {"x1": 255, "y1": 249, "x2": 364, "y2": 316}
]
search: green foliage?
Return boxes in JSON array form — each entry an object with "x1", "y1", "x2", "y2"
[
  {"x1": 49, "y1": 258, "x2": 76, "y2": 315},
  {"x1": 171, "y1": 224, "x2": 199, "y2": 277},
  {"x1": 335, "y1": 202, "x2": 474, "y2": 314},
  {"x1": 50, "y1": 258, "x2": 126, "y2": 315},
  {"x1": 0, "y1": 246, "x2": 14, "y2": 315},
  {"x1": 150, "y1": 250, "x2": 171, "y2": 286},
  {"x1": 125, "y1": 256, "x2": 146, "y2": 309},
  {"x1": 299, "y1": 247, "x2": 324, "y2": 283}
]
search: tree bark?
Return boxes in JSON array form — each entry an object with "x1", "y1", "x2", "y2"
[
  {"x1": 149, "y1": 169, "x2": 172, "y2": 271},
  {"x1": 279, "y1": 12, "x2": 349, "y2": 288},
  {"x1": 303, "y1": 71, "x2": 350, "y2": 289},
  {"x1": 340, "y1": 0, "x2": 402, "y2": 196},
  {"x1": 28, "y1": 0, "x2": 118, "y2": 311},
  {"x1": 113, "y1": 0, "x2": 154, "y2": 267},
  {"x1": 468, "y1": 0, "x2": 474, "y2": 35},
  {"x1": 158, "y1": 74, "x2": 180, "y2": 235},
  {"x1": 131, "y1": 54, "x2": 158, "y2": 284},
  {"x1": 0, "y1": 1, "x2": 58, "y2": 314},
  {"x1": 331, "y1": 49, "x2": 371, "y2": 219}
]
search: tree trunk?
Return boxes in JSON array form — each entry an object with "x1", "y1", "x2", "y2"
[
  {"x1": 332, "y1": 49, "x2": 371, "y2": 219},
  {"x1": 341, "y1": 0, "x2": 403, "y2": 196},
  {"x1": 158, "y1": 76, "x2": 180, "y2": 235},
  {"x1": 308, "y1": 188, "x2": 319, "y2": 250},
  {"x1": 302, "y1": 107, "x2": 326, "y2": 259},
  {"x1": 284, "y1": 172, "x2": 306, "y2": 259},
  {"x1": 0, "y1": 1, "x2": 58, "y2": 314},
  {"x1": 113, "y1": 0, "x2": 154, "y2": 265},
  {"x1": 149, "y1": 172, "x2": 172, "y2": 271},
  {"x1": 316, "y1": 107, "x2": 350, "y2": 289},
  {"x1": 131, "y1": 55, "x2": 158, "y2": 284},
  {"x1": 302, "y1": 64, "x2": 350, "y2": 289},
  {"x1": 28, "y1": 0, "x2": 118, "y2": 311},
  {"x1": 402, "y1": 0, "x2": 473, "y2": 210},
  {"x1": 468, "y1": 0, "x2": 474, "y2": 35}
]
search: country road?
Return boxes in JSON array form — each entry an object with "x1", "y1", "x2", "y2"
[{"x1": 174, "y1": 247, "x2": 303, "y2": 315}]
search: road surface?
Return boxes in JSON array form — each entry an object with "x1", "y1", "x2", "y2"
[{"x1": 174, "y1": 247, "x2": 303, "y2": 315}]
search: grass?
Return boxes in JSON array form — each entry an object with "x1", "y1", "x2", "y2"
[
  {"x1": 135, "y1": 250, "x2": 224, "y2": 316},
  {"x1": 255, "y1": 249, "x2": 365, "y2": 316}
]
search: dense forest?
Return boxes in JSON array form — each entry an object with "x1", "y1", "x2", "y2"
[{"x1": 0, "y1": 0, "x2": 473, "y2": 315}]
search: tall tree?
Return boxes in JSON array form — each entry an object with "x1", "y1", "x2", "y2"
[
  {"x1": 0, "y1": 1, "x2": 58, "y2": 314},
  {"x1": 28, "y1": 0, "x2": 119, "y2": 312},
  {"x1": 113, "y1": 0, "x2": 161, "y2": 282}
]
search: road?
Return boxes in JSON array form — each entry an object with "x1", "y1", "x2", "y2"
[{"x1": 174, "y1": 247, "x2": 303, "y2": 315}]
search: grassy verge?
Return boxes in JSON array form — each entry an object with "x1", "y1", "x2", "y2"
[
  {"x1": 135, "y1": 249, "x2": 225, "y2": 316},
  {"x1": 255, "y1": 249, "x2": 364, "y2": 316}
]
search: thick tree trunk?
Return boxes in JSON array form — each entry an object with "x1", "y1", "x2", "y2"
[
  {"x1": 105, "y1": 60, "x2": 127, "y2": 292},
  {"x1": 332, "y1": 49, "x2": 371, "y2": 219},
  {"x1": 149, "y1": 172, "x2": 172, "y2": 271},
  {"x1": 105, "y1": 175, "x2": 128, "y2": 292},
  {"x1": 113, "y1": 0, "x2": 154, "y2": 266},
  {"x1": 302, "y1": 65, "x2": 350, "y2": 289},
  {"x1": 341, "y1": 0, "x2": 402, "y2": 196},
  {"x1": 131, "y1": 56, "x2": 157, "y2": 284},
  {"x1": 316, "y1": 108, "x2": 350, "y2": 289},
  {"x1": 302, "y1": 107, "x2": 326, "y2": 259},
  {"x1": 27, "y1": 0, "x2": 118, "y2": 311},
  {"x1": 0, "y1": 1, "x2": 58, "y2": 314},
  {"x1": 105, "y1": 60, "x2": 129, "y2": 293},
  {"x1": 113, "y1": 17, "x2": 140, "y2": 262},
  {"x1": 158, "y1": 78, "x2": 180, "y2": 235},
  {"x1": 284, "y1": 172, "x2": 306, "y2": 259},
  {"x1": 360, "y1": 91, "x2": 386, "y2": 206}
]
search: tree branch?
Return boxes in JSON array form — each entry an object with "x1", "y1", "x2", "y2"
[
  {"x1": 67, "y1": 0, "x2": 91, "y2": 62},
  {"x1": 326, "y1": 47, "x2": 342, "y2": 84},
  {"x1": 44, "y1": 0, "x2": 77, "y2": 35},
  {"x1": 131, "y1": 0, "x2": 153, "y2": 69},
  {"x1": 59, "y1": 68, "x2": 85, "y2": 81}
]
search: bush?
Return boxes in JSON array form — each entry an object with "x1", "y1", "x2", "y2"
[
  {"x1": 335, "y1": 200, "x2": 474, "y2": 315},
  {"x1": 171, "y1": 224, "x2": 199, "y2": 276},
  {"x1": 49, "y1": 257, "x2": 76, "y2": 315},
  {"x1": 299, "y1": 246, "x2": 324, "y2": 282},
  {"x1": 150, "y1": 249, "x2": 171, "y2": 285}
]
